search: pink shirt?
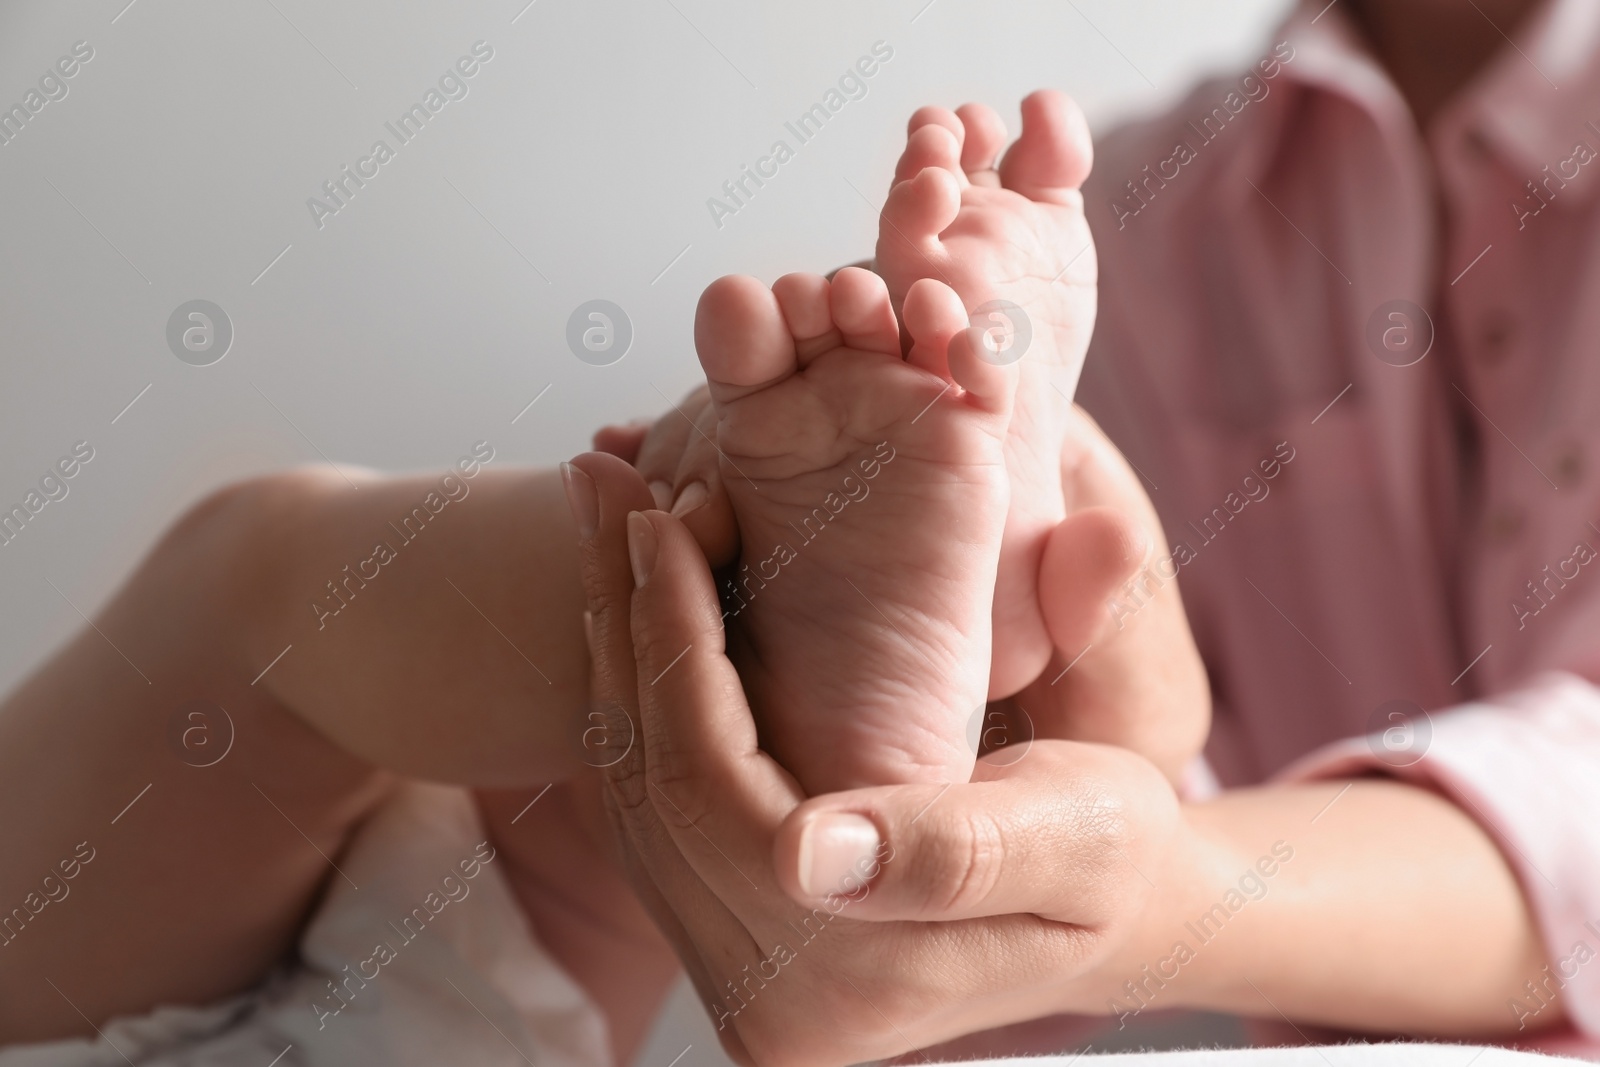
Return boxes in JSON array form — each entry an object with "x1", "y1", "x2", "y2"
[{"x1": 1080, "y1": 0, "x2": 1600, "y2": 1054}]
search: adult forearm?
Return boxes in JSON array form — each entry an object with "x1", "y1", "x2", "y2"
[{"x1": 1151, "y1": 780, "x2": 1558, "y2": 1037}]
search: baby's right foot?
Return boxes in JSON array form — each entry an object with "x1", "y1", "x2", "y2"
[
  {"x1": 874, "y1": 90, "x2": 1099, "y2": 699},
  {"x1": 694, "y1": 268, "x2": 1017, "y2": 794}
]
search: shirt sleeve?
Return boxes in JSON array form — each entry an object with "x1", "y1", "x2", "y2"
[{"x1": 1274, "y1": 671, "x2": 1600, "y2": 1041}]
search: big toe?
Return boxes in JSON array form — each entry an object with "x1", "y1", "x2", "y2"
[
  {"x1": 694, "y1": 275, "x2": 798, "y2": 401},
  {"x1": 998, "y1": 89, "x2": 1093, "y2": 203}
]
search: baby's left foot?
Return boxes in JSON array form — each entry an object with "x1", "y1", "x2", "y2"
[{"x1": 875, "y1": 90, "x2": 1098, "y2": 698}]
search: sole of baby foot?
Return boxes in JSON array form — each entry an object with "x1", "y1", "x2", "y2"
[
  {"x1": 692, "y1": 268, "x2": 1017, "y2": 792},
  {"x1": 876, "y1": 89, "x2": 1099, "y2": 699}
]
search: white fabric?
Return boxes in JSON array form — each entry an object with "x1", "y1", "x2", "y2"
[{"x1": 0, "y1": 783, "x2": 611, "y2": 1067}]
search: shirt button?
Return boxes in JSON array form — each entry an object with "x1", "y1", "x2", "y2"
[
  {"x1": 1484, "y1": 506, "x2": 1525, "y2": 545},
  {"x1": 1553, "y1": 443, "x2": 1585, "y2": 488},
  {"x1": 1480, "y1": 312, "x2": 1517, "y2": 363}
]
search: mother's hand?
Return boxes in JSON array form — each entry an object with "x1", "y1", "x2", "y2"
[
  {"x1": 564, "y1": 451, "x2": 1193, "y2": 1067},
  {"x1": 990, "y1": 404, "x2": 1211, "y2": 784}
]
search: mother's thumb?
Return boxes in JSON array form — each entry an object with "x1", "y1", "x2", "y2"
[{"x1": 772, "y1": 751, "x2": 1134, "y2": 923}]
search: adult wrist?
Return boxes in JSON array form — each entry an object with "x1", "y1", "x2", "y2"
[{"x1": 1083, "y1": 798, "x2": 1260, "y2": 1022}]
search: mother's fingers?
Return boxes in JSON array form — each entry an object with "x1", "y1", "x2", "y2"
[
  {"x1": 1038, "y1": 407, "x2": 1211, "y2": 781},
  {"x1": 632, "y1": 388, "x2": 741, "y2": 568},
  {"x1": 569, "y1": 453, "x2": 773, "y2": 1041},
  {"x1": 565, "y1": 452, "x2": 654, "y2": 780},
  {"x1": 626, "y1": 509, "x2": 803, "y2": 902},
  {"x1": 570, "y1": 454, "x2": 801, "y2": 909},
  {"x1": 1037, "y1": 504, "x2": 1149, "y2": 654},
  {"x1": 774, "y1": 740, "x2": 1178, "y2": 925}
]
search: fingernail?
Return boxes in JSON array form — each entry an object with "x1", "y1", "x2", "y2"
[
  {"x1": 627, "y1": 511, "x2": 657, "y2": 588},
  {"x1": 797, "y1": 813, "x2": 882, "y2": 898},
  {"x1": 670, "y1": 481, "x2": 709, "y2": 517},
  {"x1": 561, "y1": 462, "x2": 598, "y2": 541},
  {"x1": 648, "y1": 480, "x2": 673, "y2": 511}
]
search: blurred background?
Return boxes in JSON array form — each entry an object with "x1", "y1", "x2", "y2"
[{"x1": 0, "y1": 1, "x2": 1291, "y2": 1061}]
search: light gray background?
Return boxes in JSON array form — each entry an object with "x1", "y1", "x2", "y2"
[{"x1": 0, "y1": 1, "x2": 1290, "y2": 1062}]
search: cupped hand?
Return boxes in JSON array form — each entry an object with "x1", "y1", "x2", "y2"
[{"x1": 565, "y1": 450, "x2": 1194, "y2": 1067}]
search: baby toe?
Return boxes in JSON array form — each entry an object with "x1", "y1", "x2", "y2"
[
  {"x1": 881, "y1": 166, "x2": 962, "y2": 255},
  {"x1": 906, "y1": 105, "x2": 964, "y2": 143},
  {"x1": 694, "y1": 275, "x2": 798, "y2": 402},
  {"x1": 901, "y1": 277, "x2": 967, "y2": 380},
  {"x1": 895, "y1": 122, "x2": 965, "y2": 185},
  {"x1": 955, "y1": 102, "x2": 1008, "y2": 183},
  {"x1": 829, "y1": 267, "x2": 901, "y2": 356},
  {"x1": 772, "y1": 272, "x2": 837, "y2": 366}
]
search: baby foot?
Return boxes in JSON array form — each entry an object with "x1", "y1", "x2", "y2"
[
  {"x1": 874, "y1": 89, "x2": 1098, "y2": 699},
  {"x1": 694, "y1": 267, "x2": 1016, "y2": 793}
]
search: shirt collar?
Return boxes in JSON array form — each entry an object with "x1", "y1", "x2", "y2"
[
  {"x1": 1275, "y1": 1, "x2": 1412, "y2": 129},
  {"x1": 1448, "y1": 0, "x2": 1600, "y2": 203},
  {"x1": 1260, "y1": 0, "x2": 1600, "y2": 205},
  {"x1": 1217, "y1": 2, "x2": 1417, "y2": 200}
]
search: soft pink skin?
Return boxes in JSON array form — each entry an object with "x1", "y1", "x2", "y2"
[
  {"x1": 873, "y1": 89, "x2": 1099, "y2": 699},
  {"x1": 693, "y1": 268, "x2": 1017, "y2": 793},
  {"x1": 597, "y1": 90, "x2": 1207, "y2": 787}
]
